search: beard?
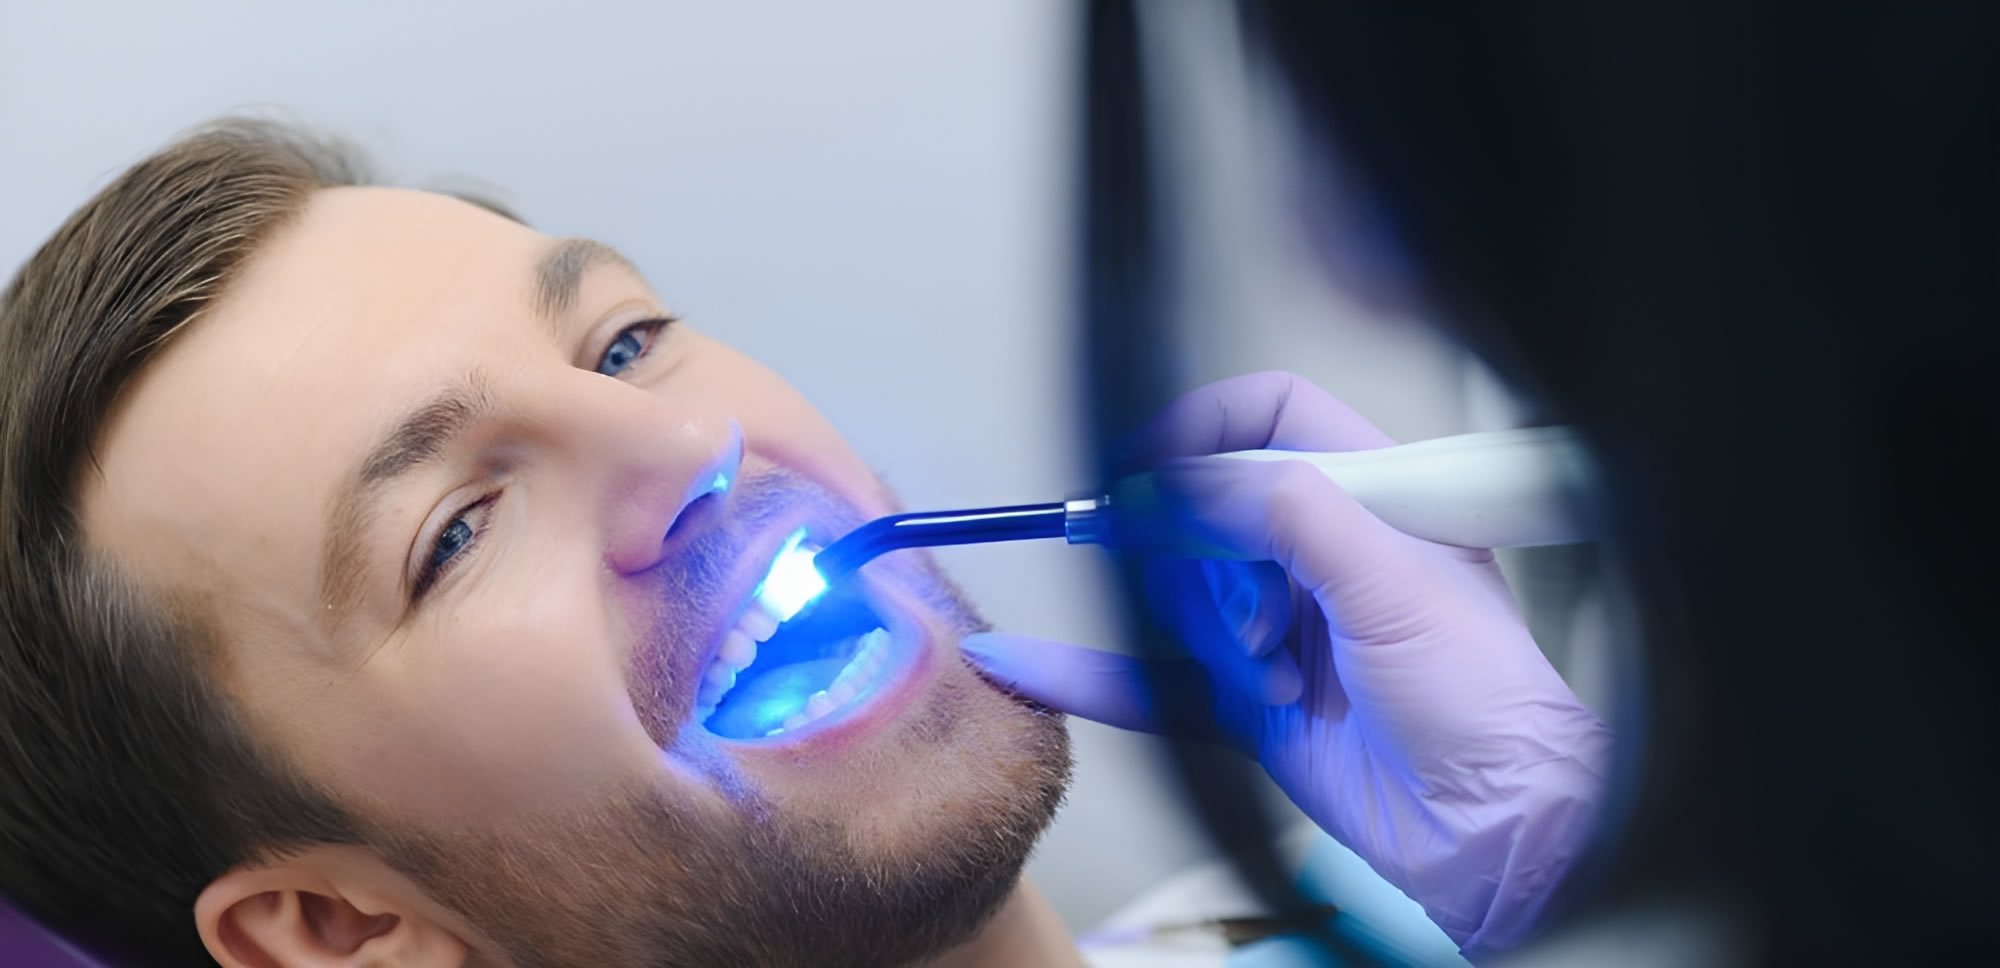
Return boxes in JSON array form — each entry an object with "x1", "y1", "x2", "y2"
[
  {"x1": 379, "y1": 681, "x2": 1068, "y2": 968},
  {"x1": 366, "y1": 470, "x2": 1074, "y2": 967}
]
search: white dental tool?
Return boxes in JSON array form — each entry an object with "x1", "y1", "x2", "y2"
[
  {"x1": 1200, "y1": 425, "x2": 1596, "y2": 550},
  {"x1": 767, "y1": 427, "x2": 1597, "y2": 625}
]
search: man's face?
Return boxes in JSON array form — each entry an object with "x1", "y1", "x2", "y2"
[{"x1": 82, "y1": 187, "x2": 1070, "y2": 965}]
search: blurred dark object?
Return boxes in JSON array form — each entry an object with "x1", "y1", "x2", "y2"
[
  {"x1": 1077, "y1": 1, "x2": 1393, "y2": 964},
  {"x1": 1081, "y1": 0, "x2": 1997, "y2": 964}
]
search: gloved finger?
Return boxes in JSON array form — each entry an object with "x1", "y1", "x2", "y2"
[
  {"x1": 1197, "y1": 559, "x2": 1304, "y2": 705},
  {"x1": 958, "y1": 632, "x2": 1225, "y2": 741},
  {"x1": 1146, "y1": 559, "x2": 1304, "y2": 709},
  {"x1": 1111, "y1": 370, "x2": 1395, "y2": 473},
  {"x1": 1198, "y1": 559, "x2": 1294, "y2": 659},
  {"x1": 1153, "y1": 457, "x2": 1453, "y2": 640},
  {"x1": 1252, "y1": 649, "x2": 1305, "y2": 706},
  {"x1": 1144, "y1": 559, "x2": 1264, "y2": 710}
]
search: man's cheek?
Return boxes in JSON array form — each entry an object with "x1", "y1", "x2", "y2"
[{"x1": 333, "y1": 628, "x2": 650, "y2": 823}]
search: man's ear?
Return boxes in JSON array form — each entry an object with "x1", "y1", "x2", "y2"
[{"x1": 195, "y1": 860, "x2": 470, "y2": 968}]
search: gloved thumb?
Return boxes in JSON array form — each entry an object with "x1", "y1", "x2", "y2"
[{"x1": 959, "y1": 632, "x2": 1223, "y2": 740}]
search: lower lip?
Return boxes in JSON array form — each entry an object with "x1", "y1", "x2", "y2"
[{"x1": 711, "y1": 612, "x2": 935, "y2": 751}]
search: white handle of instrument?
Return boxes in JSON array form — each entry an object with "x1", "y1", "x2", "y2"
[{"x1": 1209, "y1": 427, "x2": 1598, "y2": 548}]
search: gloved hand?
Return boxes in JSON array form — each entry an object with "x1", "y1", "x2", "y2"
[{"x1": 962, "y1": 371, "x2": 1613, "y2": 958}]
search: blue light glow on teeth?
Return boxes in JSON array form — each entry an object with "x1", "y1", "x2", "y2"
[{"x1": 753, "y1": 527, "x2": 827, "y2": 622}]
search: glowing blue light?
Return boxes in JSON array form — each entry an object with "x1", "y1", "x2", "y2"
[{"x1": 754, "y1": 527, "x2": 827, "y2": 622}]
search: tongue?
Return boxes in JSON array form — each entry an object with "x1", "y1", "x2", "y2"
[{"x1": 705, "y1": 656, "x2": 849, "y2": 738}]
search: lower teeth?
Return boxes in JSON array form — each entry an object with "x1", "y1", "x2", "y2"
[{"x1": 705, "y1": 627, "x2": 890, "y2": 739}]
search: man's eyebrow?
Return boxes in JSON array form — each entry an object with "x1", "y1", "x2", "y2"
[
  {"x1": 320, "y1": 379, "x2": 494, "y2": 618},
  {"x1": 534, "y1": 237, "x2": 641, "y2": 320}
]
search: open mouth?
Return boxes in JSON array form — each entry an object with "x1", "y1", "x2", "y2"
[{"x1": 695, "y1": 532, "x2": 900, "y2": 740}]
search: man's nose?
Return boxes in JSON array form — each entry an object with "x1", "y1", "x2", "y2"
[{"x1": 560, "y1": 380, "x2": 744, "y2": 575}]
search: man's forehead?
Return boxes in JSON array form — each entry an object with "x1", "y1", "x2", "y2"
[{"x1": 265, "y1": 187, "x2": 547, "y2": 306}]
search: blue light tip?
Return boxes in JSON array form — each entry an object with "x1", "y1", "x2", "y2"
[{"x1": 753, "y1": 527, "x2": 828, "y2": 623}]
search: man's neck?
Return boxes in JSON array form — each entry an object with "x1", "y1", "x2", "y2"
[{"x1": 927, "y1": 879, "x2": 1087, "y2": 968}]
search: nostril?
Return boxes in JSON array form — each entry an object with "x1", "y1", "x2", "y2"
[{"x1": 666, "y1": 486, "x2": 726, "y2": 543}]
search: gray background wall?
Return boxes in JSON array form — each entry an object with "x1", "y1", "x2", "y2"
[{"x1": 2, "y1": 0, "x2": 1607, "y2": 932}]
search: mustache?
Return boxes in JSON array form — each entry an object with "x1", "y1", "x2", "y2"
[
  {"x1": 663, "y1": 468, "x2": 866, "y2": 599},
  {"x1": 693, "y1": 471, "x2": 989, "y2": 641}
]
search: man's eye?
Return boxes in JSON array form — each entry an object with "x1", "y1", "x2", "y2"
[
  {"x1": 414, "y1": 494, "x2": 496, "y2": 602},
  {"x1": 595, "y1": 316, "x2": 677, "y2": 376},
  {"x1": 431, "y1": 519, "x2": 473, "y2": 568}
]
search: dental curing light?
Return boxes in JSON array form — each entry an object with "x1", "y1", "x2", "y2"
[
  {"x1": 783, "y1": 426, "x2": 1598, "y2": 625},
  {"x1": 754, "y1": 528, "x2": 828, "y2": 622}
]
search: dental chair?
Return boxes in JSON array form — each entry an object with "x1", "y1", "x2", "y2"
[{"x1": 1, "y1": 899, "x2": 101, "y2": 967}]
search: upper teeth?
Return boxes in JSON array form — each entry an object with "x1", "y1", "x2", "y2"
[{"x1": 694, "y1": 601, "x2": 781, "y2": 721}]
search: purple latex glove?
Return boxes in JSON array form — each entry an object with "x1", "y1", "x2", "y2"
[{"x1": 962, "y1": 372, "x2": 1612, "y2": 958}]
